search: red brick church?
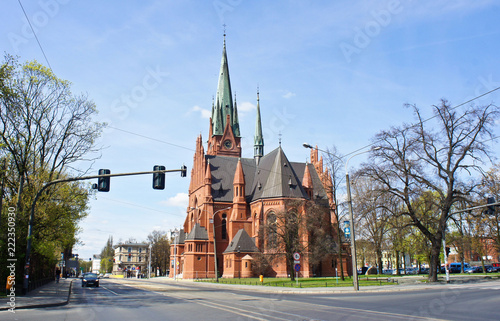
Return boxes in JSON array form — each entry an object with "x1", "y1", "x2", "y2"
[{"x1": 170, "y1": 36, "x2": 351, "y2": 279}]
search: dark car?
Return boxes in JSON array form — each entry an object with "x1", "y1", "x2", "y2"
[
  {"x1": 81, "y1": 273, "x2": 99, "y2": 287},
  {"x1": 419, "y1": 268, "x2": 429, "y2": 274},
  {"x1": 466, "y1": 266, "x2": 483, "y2": 273},
  {"x1": 484, "y1": 265, "x2": 499, "y2": 273}
]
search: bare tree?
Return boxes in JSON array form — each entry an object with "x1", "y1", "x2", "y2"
[
  {"x1": 324, "y1": 146, "x2": 348, "y2": 280},
  {"x1": 351, "y1": 175, "x2": 391, "y2": 273},
  {"x1": 361, "y1": 100, "x2": 498, "y2": 282},
  {"x1": 262, "y1": 200, "x2": 335, "y2": 280},
  {"x1": 147, "y1": 230, "x2": 170, "y2": 276}
]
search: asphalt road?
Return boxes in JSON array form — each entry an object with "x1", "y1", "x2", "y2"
[{"x1": 3, "y1": 278, "x2": 499, "y2": 320}]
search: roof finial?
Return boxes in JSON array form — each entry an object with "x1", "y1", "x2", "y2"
[
  {"x1": 223, "y1": 23, "x2": 226, "y2": 37},
  {"x1": 279, "y1": 132, "x2": 282, "y2": 146},
  {"x1": 257, "y1": 85, "x2": 260, "y2": 101}
]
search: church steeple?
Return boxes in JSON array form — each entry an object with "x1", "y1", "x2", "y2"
[
  {"x1": 212, "y1": 34, "x2": 240, "y2": 137},
  {"x1": 207, "y1": 33, "x2": 242, "y2": 158},
  {"x1": 254, "y1": 89, "x2": 264, "y2": 164}
]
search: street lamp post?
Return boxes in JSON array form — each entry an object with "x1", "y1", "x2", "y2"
[
  {"x1": 171, "y1": 228, "x2": 179, "y2": 280},
  {"x1": 148, "y1": 243, "x2": 152, "y2": 279},
  {"x1": 303, "y1": 143, "x2": 379, "y2": 291},
  {"x1": 209, "y1": 207, "x2": 231, "y2": 282}
]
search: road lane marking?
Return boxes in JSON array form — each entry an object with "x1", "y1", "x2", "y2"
[
  {"x1": 107, "y1": 279, "x2": 447, "y2": 320},
  {"x1": 101, "y1": 286, "x2": 120, "y2": 296}
]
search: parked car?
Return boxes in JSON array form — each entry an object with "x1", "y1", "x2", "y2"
[
  {"x1": 419, "y1": 268, "x2": 429, "y2": 274},
  {"x1": 103, "y1": 273, "x2": 111, "y2": 278},
  {"x1": 405, "y1": 268, "x2": 418, "y2": 275},
  {"x1": 81, "y1": 272, "x2": 100, "y2": 287},
  {"x1": 382, "y1": 269, "x2": 394, "y2": 275},
  {"x1": 466, "y1": 266, "x2": 483, "y2": 273},
  {"x1": 392, "y1": 268, "x2": 405, "y2": 275},
  {"x1": 484, "y1": 265, "x2": 499, "y2": 273},
  {"x1": 464, "y1": 266, "x2": 473, "y2": 273}
]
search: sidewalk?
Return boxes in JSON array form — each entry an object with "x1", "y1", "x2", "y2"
[{"x1": 0, "y1": 278, "x2": 73, "y2": 311}]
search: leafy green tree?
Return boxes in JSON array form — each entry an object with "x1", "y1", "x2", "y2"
[
  {"x1": 100, "y1": 236, "x2": 114, "y2": 273},
  {"x1": 0, "y1": 55, "x2": 103, "y2": 288}
]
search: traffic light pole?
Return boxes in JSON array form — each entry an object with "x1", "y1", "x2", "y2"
[{"x1": 23, "y1": 167, "x2": 186, "y2": 294}]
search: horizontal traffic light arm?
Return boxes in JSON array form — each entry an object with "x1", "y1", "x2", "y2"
[
  {"x1": 449, "y1": 202, "x2": 500, "y2": 215},
  {"x1": 24, "y1": 166, "x2": 187, "y2": 293}
]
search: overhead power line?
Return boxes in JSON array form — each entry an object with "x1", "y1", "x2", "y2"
[
  {"x1": 17, "y1": 0, "x2": 53, "y2": 71},
  {"x1": 343, "y1": 86, "x2": 500, "y2": 158}
]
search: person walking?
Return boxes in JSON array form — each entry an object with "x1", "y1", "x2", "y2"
[{"x1": 55, "y1": 268, "x2": 61, "y2": 283}]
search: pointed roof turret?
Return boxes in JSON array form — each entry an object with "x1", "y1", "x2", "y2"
[
  {"x1": 213, "y1": 97, "x2": 224, "y2": 135},
  {"x1": 233, "y1": 158, "x2": 245, "y2": 186},
  {"x1": 233, "y1": 93, "x2": 240, "y2": 137},
  {"x1": 302, "y1": 163, "x2": 313, "y2": 189},
  {"x1": 254, "y1": 89, "x2": 264, "y2": 162},
  {"x1": 215, "y1": 35, "x2": 233, "y2": 131}
]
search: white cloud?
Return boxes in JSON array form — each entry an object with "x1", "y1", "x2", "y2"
[
  {"x1": 191, "y1": 105, "x2": 211, "y2": 119},
  {"x1": 238, "y1": 101, "x2": 256, "y2": 113},
  {"x1": 161, "y1": 192, "x2": 189, "y2": 208},
  {"x1": 283, "y1": 91, "x2": 296, "y2": 99}
]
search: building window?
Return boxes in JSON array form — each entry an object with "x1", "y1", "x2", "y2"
[
  {"x1": 266, "y1": 212, "x2": 277, "y2": 248},
  {"x1": 139, "y1": 248, "x2": 142, "y2": 253},
  {"x1": 128, "y1": 256, "x2": 131, "y2": 262},
  {"x1": 221, "y1": 214, "x2": 227, "y2": 240},
  {"x1": 139, "y1": 256, "x2": 142, "y2": 262},
  {"x1": 128, "y1": 247, "x2": 132, "y2": 253}
]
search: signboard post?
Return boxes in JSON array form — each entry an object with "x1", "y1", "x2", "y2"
[{"x1": 293, "y1": 253, "x2": 301, "y2": 286}]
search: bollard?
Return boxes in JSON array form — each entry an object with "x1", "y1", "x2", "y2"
[
  {"x1": 259, "y1": 275, "x2": 263, "y2": 284},
  {"x1": 6, "y1": 276, "x2": 14, "y2": 292}
]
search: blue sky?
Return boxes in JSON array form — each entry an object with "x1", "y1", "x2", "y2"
[{"x1": 2, "y1": 0, "x2": 500, "y2": 260}]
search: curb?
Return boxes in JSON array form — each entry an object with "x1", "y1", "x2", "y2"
[{"x1": 0, "y1": 280, "x2": 73, "y2": 311}]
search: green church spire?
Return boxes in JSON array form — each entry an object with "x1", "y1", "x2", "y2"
[
  {"x1": 212, "y1": 33, "x2": 240, "y2": 137},
  {"x1": 233, "y1": 93, "x2": 240, "y2": 137},
  {"x1": 254, "y1": 89, "x2": 264, "y2": 161}
]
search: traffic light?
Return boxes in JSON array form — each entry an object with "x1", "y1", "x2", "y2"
[
  {"x1": 445, "y1": 247, "x2": 450, "y2": 256},
  {"x1": 153, "y1": 165, "x2": 165, "y2": 190},
  {"x1": 485, "y1": 197, "x2": 496, "y2": 215},
  {"x1": 98, "y1": 169, "x2": 110, "y2": 192},
  {"x1": 181, "y1": 165, "x2": 187, "y2": 177}
]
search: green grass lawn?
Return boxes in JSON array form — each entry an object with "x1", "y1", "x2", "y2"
[{"x1": 196, "y1": 275, "x2": 399, "y2": 288}]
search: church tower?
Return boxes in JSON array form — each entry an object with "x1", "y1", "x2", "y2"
[{"x1": 207, "y1": 34, "x2": 241, "y2": 157}]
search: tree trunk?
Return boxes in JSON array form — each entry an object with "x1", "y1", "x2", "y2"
[
  {"x1": 376, "y1": 248, "x2": 383, "y2": 275},
  {"x1": 337, "y1": 224, "x2": 345, "y2": 280},
  {"x1": 395, "y1": 250, "x2": 400, "y2": 275},
  {"x1": 428, "y1": 240, "x2": 441, "y2": 282}
]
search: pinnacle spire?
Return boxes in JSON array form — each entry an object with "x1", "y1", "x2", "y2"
[
  {"x1": 213, "y1": 34, "x2": 234, "y2": 136},
  {"x1": 254, "y1": 89, "x2": 264, "y2": 162}
]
